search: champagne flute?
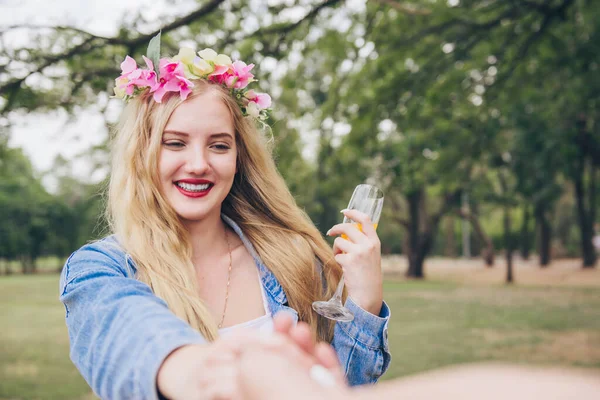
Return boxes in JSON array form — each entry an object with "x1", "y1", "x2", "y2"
[{"x1": 312, "y1": 184, "x2": 384, "y2": 322}]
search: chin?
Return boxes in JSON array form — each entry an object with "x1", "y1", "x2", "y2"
[{"x1": 175, "y1": 209, "x2": 212, "y2": 222}]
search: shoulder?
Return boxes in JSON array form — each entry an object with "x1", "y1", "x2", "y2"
[
  {"x1": 67, "y1": 235, "x2": 128, "y2": 267},
  {"x1": 60, "y1": 235, "x2": 136, "y2": 291}
]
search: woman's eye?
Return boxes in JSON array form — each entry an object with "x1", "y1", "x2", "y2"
[
  {"x1": 164, "y1": 141, "x2": 184, "y2": 148},
  {"x1": 212, "y1": 143, "x2": 231, "y2": 150}
]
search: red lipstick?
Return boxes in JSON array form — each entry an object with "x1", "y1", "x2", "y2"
[{"x1": 174, "y1": 179, "x2": 214, "y2": 198}]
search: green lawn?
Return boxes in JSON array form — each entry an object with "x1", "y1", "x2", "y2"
[{"x1": 1, "y1": 275, "x2": 600, "y2": 399}]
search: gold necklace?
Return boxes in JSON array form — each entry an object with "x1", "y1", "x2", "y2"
[{"x1": 218, "y1": 227, "x2": 233, "y2": 329}]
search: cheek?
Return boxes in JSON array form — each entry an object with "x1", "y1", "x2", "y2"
[
  {"x1": 216, "y1": 153, "x2": 238, "y2": 178},
  {"x1": 158, "y1": 151, "x2": 178, "y2": 182}
]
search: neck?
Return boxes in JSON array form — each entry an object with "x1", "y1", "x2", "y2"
[{"x1": 183, "y1": 211, "x2": 229, "y2": 264}]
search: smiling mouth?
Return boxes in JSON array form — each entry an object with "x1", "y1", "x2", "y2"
[{"x1": 175, "y1": 182, "x2": 213, "y2": 192}]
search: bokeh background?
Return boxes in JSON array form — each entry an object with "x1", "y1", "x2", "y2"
[{"x1": 1, "y1": 0, "x2": 599, "y2": 399}]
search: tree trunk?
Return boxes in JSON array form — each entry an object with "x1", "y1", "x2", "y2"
[
  {"x1": 455, "y1": 210, "x2": 494, "y2": 266},
  {"x1": 535, "y1": 205, "x2": 552, "y2": 267},
  {"x1": 404, "y1": 189, "x2": 460, "y2": 278},
  {"x1": 444, "y1": 216, "x2": 457, "y2": 257},
  {"x1": 504, "y1": 206, "x2": 514, "y2": 284},
  {"x1": 314, "y1": 137, "x2": 337, "y2": 233},
  {"x1": 469, "y1": 202, "x2": 482, "y2": 257},
  {"x1": 520, "y1": 205, "x2": 531, "y2": 260},
  {"x1": 20, "y1": 255, "x2": 27, "y2": 274},
  {"x1": 406, "y1": 190, "x2": 425, "y2": 278},
  {"x1": 574, "y1": 159, "x2": 597, "y2": 268}
]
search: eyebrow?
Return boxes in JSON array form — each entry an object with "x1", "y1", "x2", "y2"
[{"x1": 163, "y1": 130, "x2": 234, "y2": 140}]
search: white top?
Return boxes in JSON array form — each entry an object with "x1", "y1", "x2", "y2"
[{"x1": 218, "y1": 272, "x2": 273, "y2": 336}]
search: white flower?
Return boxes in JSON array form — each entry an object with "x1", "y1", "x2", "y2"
[{"x1": 198, "y1": 48, "x2": 232, "y2": 66}]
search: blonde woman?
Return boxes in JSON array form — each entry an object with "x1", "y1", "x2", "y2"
[{"x1": 59, "y1": 41, "x2": 390, "y2": 400}]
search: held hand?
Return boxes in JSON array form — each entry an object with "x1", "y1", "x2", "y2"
[
  {"x1": 238, "y1": 313, "x2": 347, "y2": 400},
  {"x1": 273, "y1": 312, "x2": 345, "y2": 383},
  {"x1": 158, "y1": 313, "x2": 344, "y2": 400},
  {"x1": 326, "y1": 209, "x2": 383, "y2": 316}
]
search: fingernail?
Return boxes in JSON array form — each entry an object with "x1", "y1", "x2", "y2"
[
  {"x1": 340, "y1": 209, "x2": 348, "y2": 213},
  {"x1": 326, "y1": 229, "x2": 331, "y2": 235}
]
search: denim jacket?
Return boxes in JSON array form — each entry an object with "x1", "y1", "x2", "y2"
[{"x1": 59, "y1": 215, "x2": 391, "y2": 400}]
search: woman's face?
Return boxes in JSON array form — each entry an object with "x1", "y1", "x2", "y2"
[{"x1": 158, "y1": 89, "x2": 237, "y2": 223}]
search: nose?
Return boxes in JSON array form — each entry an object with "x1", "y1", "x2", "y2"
[{"x1": 184, "y1": 147, "x2": 210, "y2": 175}]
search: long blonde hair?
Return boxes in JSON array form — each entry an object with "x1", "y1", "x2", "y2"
[{"x1": 107, "y1": 80, "x2": 342, "y2": 341}]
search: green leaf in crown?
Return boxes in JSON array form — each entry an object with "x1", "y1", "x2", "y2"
[{"x1": 146, "y1": 31, "x2": 162, "y2": 77}]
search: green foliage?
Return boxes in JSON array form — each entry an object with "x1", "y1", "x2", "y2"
[
  {"x1": 1, "y1": 0, "x2": 598, "y2": 268},
  {"x1": 0, "y1": 147, "x2": 106, "y2": 271}
]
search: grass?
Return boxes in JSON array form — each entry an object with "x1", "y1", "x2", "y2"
[
  {"x1": 0, "y1": 275, "x2": 93, "y2": 400},
  {"x1": 1, "y1": 274, "x2": 600, "y2": 399},
  {"x1": 382, "y1": 279, "x2": 600, "y2": 379}
]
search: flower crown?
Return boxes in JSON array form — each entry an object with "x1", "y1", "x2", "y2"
[{"x1": 113, "y1": 32, "x2": 271, "y2": 121}]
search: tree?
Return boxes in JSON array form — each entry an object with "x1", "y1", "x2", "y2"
[{"x1": 0, "y1": 147, "x2": 53, "y2": 273}]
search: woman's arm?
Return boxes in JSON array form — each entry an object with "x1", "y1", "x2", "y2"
[
  {"x1": 59, "y1": 240, "x2": 206, "y2": 399},
  {"x1": 331, "y1": 298, "x2": 391, "y2": 385},
  {"x1": 325, "y1": 210, "x2": 392, "y2": 385}
]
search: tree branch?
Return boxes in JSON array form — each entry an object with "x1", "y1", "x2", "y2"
[
  {"x1": 388, "y1": 193, "x2": 410, "y2": 228},
  {"x1": 0, "y1": 0, "x2": 227, "y2": 112},
  {"x1": 0, "y1": 24, "x2": 111, "y2": 40},
  {"x1": 373, "y1": 0, "x2": 432, "y2": 15},
  {"x1": 220, "y1": 0, "x2": 343, "y2": 47},
  {"x1": 105, "y1": 0, "x2": 227, "y2": 48},
  {"x1": 430, "y1": 189, "x2": 462, "y2": 232}
]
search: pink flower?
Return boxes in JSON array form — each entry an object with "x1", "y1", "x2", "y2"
[
  {"x1": 150, "y1": 58, "x2": 194, "y2": 102},
  {"x1": 245, "y1": 89, "x2": 271, "y2": 109},
  {"x1": 226, "y1": 61, "x2": 255, "y2": 89},
  {"x1": 120, "y1": 56, "x2": 137, "y2": 75},
  {"x1": 127, "y1": 56, "x2": 157, "y2": 90},
  {"x1": 115, "y1": 56, "x2": 158, "y2": 96},
  {"x1": 208, "y1": 64, "x2": 230, "y2": 85}
]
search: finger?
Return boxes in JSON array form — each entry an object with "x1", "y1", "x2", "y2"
[
  {"x1": 340, "y1": 209, "x2": 378, "y2": 239},
  {"x1": 238, "y1": 348, "x2": 331, "y2": 400},
  {"x1": 314, "y1": 342, "x2": 340, "y2": 370},
  {"x1": 332, "y1": 236, "x2": 356, "y2": 255},
  {"x1": 334, "y1": 253, "x2": 351, "y2": 266},
  {"x1": 327, "y1": 223, "x2": 367, "y2": 245},
  {"x1": 273, "y1": 311, "x2": 294, "y2": 335},
  {"x1": 315, "y1": 343, "x2": 346, "y2": 385},
  {"x1": 289, "y1": 321, "x2": 315, "y2": 356}
]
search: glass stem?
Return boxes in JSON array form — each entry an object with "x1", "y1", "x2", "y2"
[{"x1": 332, "y1": 274, "x2": 345, "y2": 303}]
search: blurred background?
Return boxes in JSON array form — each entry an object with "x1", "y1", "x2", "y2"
[{"x1": 1, "y1": 0, "x2": 599, "y2": 399}]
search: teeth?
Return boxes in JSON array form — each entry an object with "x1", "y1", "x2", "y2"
[{"x1": 176, "y1": 182, "x2": 211, "y2": 192}]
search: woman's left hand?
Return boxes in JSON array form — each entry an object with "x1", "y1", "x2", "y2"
[{"x1": 326, "y1": 209, "x2": 383, "y2": 316}]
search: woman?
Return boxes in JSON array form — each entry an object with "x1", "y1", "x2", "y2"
[{"x1": 59, "y1": 41, "x2": 390, "y2": 399}]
